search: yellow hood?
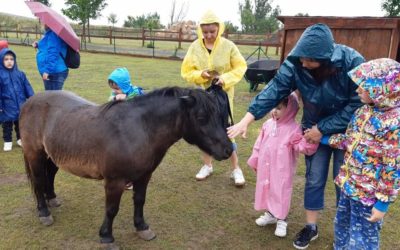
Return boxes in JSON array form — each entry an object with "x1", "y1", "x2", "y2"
[{"x1": 197, "y1": 10, "x2": 225, "y2": 41}]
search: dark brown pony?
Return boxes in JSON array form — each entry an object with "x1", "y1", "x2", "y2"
[{"x1": 20, "y1": 87, "x2": 233, "y2": 244}]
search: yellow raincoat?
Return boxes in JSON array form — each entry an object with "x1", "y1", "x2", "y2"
[{"x1": 181, "y1": 11, "x2": 247, "y2": 113}]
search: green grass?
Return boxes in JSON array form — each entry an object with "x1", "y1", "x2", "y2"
[{"x1": 0, "y1": 45, "x2": 398, "y2": 249}]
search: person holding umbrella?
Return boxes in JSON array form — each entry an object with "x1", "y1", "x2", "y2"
[
  {"x1": 26, "y1": 1, "x2": 80, "y2": 90},
  {"x1": 33, "y1": 25, "x2": 68, "y2": 90}
]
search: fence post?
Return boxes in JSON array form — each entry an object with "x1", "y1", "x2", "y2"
[
  {"x1": 35, "y1": 24, "x2": 38, "y2": 39},
  {"x1": 113, "y1": 36, "x2": 116, "y2": 53},
  {"x1": 225, "y1": 29, "x2": 229, "y2": 39},
  {"x1": 142, "y1": 28, "x2": 145, "y2": 47},
  {"x1": 178, "y1": 28, "x2": 182, "y2": 49},
  {"x1": 109, "y1": 26, "x2": 112, "y2": 45},
  {"x1": 16, "y1": 24, "x2": 19, "y2": 38},
  {"x1": 275, "y1": 46, "x2": 279, "y2": 56}
]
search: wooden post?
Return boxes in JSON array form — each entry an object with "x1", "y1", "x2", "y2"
[
  {"x1": 109, "y1": 26, "x2": 112, "y2": 45},
  {"x1": 35, "y1": 24, "x2": 38, "y2": 39},
  {"x1": 224, "y1": 29, "x2": 229, "y2": 39},
  {"x1": 16, "y1": 24, "x2": 19, "y2": 38},
  {"x1": 275, "y1": 46, "x2": 279, "y2": 56},
  {"x1": 178, "y1": 28, "x2": 182, "y2": 49},
  {"x1": 142, "y1": 28, "x2": 145, "y2": 47}
]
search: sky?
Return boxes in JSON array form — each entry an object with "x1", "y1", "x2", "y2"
[{"x1": 0, "y1": 0, "x2": 386, "y2": 28}]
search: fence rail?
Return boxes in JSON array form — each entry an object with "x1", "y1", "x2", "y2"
[{"x1": 0, "y1": 24, "x2": 281, "y2": 61}]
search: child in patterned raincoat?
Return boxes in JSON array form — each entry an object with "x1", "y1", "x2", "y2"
[{"x1": 320, "y1": 58, "x2": 400, "y2": 249}]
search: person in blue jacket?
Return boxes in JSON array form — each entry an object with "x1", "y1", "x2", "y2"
[
  {"x1": 0, "y1": 48, "x2": 34, "y2": 151},
  {"x1": 33, "y1": 25, "x2": 68, "y2": 90},
  {"x1": 228, "y1": 23, "x2": 365, "y2": 249}
]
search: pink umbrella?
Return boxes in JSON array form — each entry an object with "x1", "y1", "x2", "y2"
[{"x1": 25, "y1": 1, "x2": 80, "y2": 52}]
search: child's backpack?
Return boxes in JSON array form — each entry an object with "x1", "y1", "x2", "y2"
[
  {"x1": 206, "y1": 83, "x2": 234, "y2": 129},
  {"x1": 60, "y1": 45, "x2": 80, "y2": 69}
]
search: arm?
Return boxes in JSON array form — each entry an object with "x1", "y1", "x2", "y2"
[
  {"x1": 42, "y1": 32, "x2": 62, "y2": 74},
  {"x1": 181, "y1": 44, "x2": 209, "y2": 85},
  {"x1": 290, "y1": 133, "x2": 319, "y2": 156},
  {"x1": 220, "y1": 44, "x2": 247, "y2": 90},
  {"x1": 21, "y1": 72, "x2": 34, "y2": 98}
]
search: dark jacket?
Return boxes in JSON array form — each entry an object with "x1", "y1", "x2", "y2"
[
  {"x1": 0, "y1": 49, "x2": 34, "y2": 122},
  {"x1": 248, "y1": 23, "x2": 365, "y2": 134},
  {"x1": 36, "y1": 29, "x2": 68, "y2": 75}
]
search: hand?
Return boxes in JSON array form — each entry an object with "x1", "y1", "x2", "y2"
[
  {"x1": 304, "y1": 125, "x2": 322, "y2": 144},
  {"x1": 213, "y1": 77, "x2": 224, "y2": 86},
  {"x1": 115, "y1": 93, "x2": 127, "y2": 100},
  {"x1": 42, "y1": 73, "x2": 49, "y2": 80},
  {"x1": 227, "y1": 112, "x2": 255, "y2": 139},
  {"x1": 201, "y1": 70, "x2": 212, "y2": 79},
  {"x1": 366, "y1": 207, "x2": 385, "y2": 222},
  {"x1": 32, "y1": 41, "x2": 38, "y2": 48}
]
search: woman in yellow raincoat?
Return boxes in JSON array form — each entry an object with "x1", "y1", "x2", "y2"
[{"x1": 181, "y1": 10, "x2": 247, "y2": 186}]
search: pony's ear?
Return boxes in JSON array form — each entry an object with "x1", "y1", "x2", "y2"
[{"x1": 179, "y1": 95, "x2": 196, "y2": 108}]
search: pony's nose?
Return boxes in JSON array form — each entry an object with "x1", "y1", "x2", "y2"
[{"x1": 224, "y1": 147, "x2": 233, "y2": 158}]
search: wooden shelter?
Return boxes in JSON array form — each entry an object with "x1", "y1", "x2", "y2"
[{"x1": 277, "y1": 16, "x2": 400, "y2": 63}]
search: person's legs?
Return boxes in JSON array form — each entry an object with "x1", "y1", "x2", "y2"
[
  {"x1": 14, "y1": 120, "x2": 20, "y2": 140},
  {"x1": 43, "y1": 70, "x2": 69, "y2": 90},
  {"x1": 195, "y1": 153, "x2": 213, "y2": 180},
  {"x1": 294, "y1": 144, "x2": 332, "y2": 249},
  {"x1": 334, "y1": 192, "x2": 351, "y2": 249},
  {"x1": 230, "y1": 146, "x2": 245, "y2": 186},
  {"x1": 2, "y1": 121, "x2": 13, "y2": 151},
  {"x1": 348, "y1": 199, "x2": 382, "y2": 250}
]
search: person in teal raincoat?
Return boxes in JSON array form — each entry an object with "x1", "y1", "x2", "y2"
[{"x1": 228, "y1": 23, "x2": 365, "y2": 249}]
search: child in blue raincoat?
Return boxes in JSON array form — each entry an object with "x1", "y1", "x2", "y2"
[
  {"x1": 107, "y1": 67, "x2": 144, "y2": 190},
  {"x1": 0, "y1": 48, "x2": 34, "y2": 151},
  {"x1": 108, "y1": 67, "x2": 144, "y2": 101}
]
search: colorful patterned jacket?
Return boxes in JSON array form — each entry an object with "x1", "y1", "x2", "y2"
[{"x1": 325, "y1": 58, "x2": 400, "y2": 212}]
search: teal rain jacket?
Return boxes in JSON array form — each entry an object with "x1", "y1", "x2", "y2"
[{"x1": 248, "y1": 23, "x2": 365, "y2": 134}]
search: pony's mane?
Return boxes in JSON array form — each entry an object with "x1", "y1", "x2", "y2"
[{"x1": 101, "y1": 86, "x2": 217, "y2": 114}]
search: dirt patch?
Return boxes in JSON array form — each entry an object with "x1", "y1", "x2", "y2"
[{"x1": 0, "y1": 173, "x2": 27, "y2": 185}]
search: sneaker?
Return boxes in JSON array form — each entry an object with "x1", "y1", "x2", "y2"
[
  {"x1": 293, "y1": 225, "x2": 319, "y2": 249},
  {"x1": 16, "y1": 139, "x2": 22, "y2": 147},
  {"x1": 255, "y1": 211, "x2": 277, "y2": 226},
  {"x1": 125, "y1": 183, "x2": 133, "y2": 190},
  {"x1": 195, "y1": 165, "x2": 213, "y2": 180},
  {"x1": 275, "y1": 220, "x2": 287, "y2": 237},
  {"x1": 3, "y1": 142, "x2": 12, "y2": 151},
  {"x1": 230, "y1": 168, "x2": 245, "y2": 186}
]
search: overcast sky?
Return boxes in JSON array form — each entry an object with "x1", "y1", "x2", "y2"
[{"x1": 0, "y1": 0, "x2": 386, "y2": 27}]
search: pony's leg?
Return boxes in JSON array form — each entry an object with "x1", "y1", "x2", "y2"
[
  {"x1": 99, "y1": 179, "x2": 125, "y2": 243},
  {"x1": 25, "y1": 152, "x2": 54, "y2": 226},
  {"x1": 44, "y1": 160, "x2": 61, "y2": 207},
  {"x1": 133, "y1": 174, "x2": 156, "y2": 240}
]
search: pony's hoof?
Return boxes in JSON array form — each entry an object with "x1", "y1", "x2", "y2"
[
  {"x1": 137, "y1": 228, "x2": 156, "y2": 241},
  {"x1": 39, "y1": 215, "x2": 54, "y2": 226},
  {"x1": 47, "y1": 198, "x2": 61, "y2": 207},
  {"x1": 100, "y1": 236, "x2": 115, "y2": 244},
  {"x1": 102, "y1": 242, "x2": 119, "y2": 250}
]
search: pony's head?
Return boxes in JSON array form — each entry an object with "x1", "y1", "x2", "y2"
[{"x1": 179, "y1": 89, "x2": 233, "y2": 160}]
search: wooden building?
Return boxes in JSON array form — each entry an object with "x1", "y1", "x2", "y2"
[{"x1": 277, "y1": 16, "x2": 400, "y2": 63}]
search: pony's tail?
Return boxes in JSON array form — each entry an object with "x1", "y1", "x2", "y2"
[{"x1": 23, "y1": 154, "x2": 34, "y2": 192}]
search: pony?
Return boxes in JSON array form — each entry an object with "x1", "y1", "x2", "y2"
[{"x1": 19, "y1": 87, "x2": 233, "y2": 244}]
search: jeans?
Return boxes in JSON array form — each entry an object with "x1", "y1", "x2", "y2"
[
  {"x1": 334, "y1": 192, "x2": 382, "y2": 250},
  {"x1": 43, "y1": 70, "x2": 69, "y2": 90},
  {"x1": 304, "y1": 144, "x2": 344, "y2": 210},
  {"x1": 2, "y1": 120, "x2": 20, "y2": 142}
]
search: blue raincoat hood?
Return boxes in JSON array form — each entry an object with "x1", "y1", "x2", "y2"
[
  {"x1": 108, "y1": 68, "x2": 134, "y2": 95},
  {"x1": 0, "y1": 48, "x2": 17, "y2": 71},
  {"x1": 287, "y1": 23, "x2": 334, "y2": 63}
]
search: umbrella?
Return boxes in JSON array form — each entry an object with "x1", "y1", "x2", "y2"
[{"x1": 25, "y1": 1, "x2": 80, "y2": 52}]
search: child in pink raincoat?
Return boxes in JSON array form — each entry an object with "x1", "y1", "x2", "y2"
[{"x1": 247, "y1": 93, "x2": 318, "y2": 237}]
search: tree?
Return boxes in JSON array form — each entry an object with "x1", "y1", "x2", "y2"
[
  {"x1": 107, "y1": 13, "x2": 118, "y2": 27},
  {"x1": 224, "y1": 21, "x2": 238, "y2": 32},
  {"x1": 381, "y1": 0, "x2": 400, "y2": 16},
  {"x1": 37, "y1": 0, "x2": 51, "y2": 6},
  {"x1": 238, "y1": 0, "x2": 281, "y2": 33},
  {"x1": 87, "y1": 0, "x2": 108, "y2": 42},
  {"x1": 295, "y1": 13, "x2": 309, "y2": 17},
  {"x1": 168, "y1": 0, "x2": 189, "y2": 28},
  {"x1": 123, "y1": 13, "x2": 164, "y2": 29}
]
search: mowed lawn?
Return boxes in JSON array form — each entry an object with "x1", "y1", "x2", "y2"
[{"x1": 0, "y1": 45, "x2": 399, "y2": 249}]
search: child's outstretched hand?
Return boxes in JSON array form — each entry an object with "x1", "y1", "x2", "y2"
[
  {"x1": 366, "y1": 207, "x2": 386, "y2": 222},
  {"x1": 115, "y1": 93, "x2": 127, "y2": 100}
]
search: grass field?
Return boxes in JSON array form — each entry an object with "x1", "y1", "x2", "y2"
[{"x1": 0, "y1": 45, "x2": 399, "y2": 249}]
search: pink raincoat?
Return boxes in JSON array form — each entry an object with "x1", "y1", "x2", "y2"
[{"x1": 247, "y1": 93, "x2": 318, "y2": 219}]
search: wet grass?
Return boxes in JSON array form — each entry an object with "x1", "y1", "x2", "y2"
[{"x1": 0, "y1": 45, "x2": 398, "y2": 249}]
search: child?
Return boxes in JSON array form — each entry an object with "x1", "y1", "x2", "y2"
[
  {"x1": 320, "y1": 58, "x2": 400, "y2": 249},
  {"x1": 247, "y1": 93, "x2": 318, "y2": 237},
  {"x1": 107, "y1": 67, "x2": 144, "y2": 190},
  {"x1": 108, "y1": 67, "x2": 143, "y2": 101},
  {"x1": 0, "y1": 48, "x2": 34, "y2": 151}
]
